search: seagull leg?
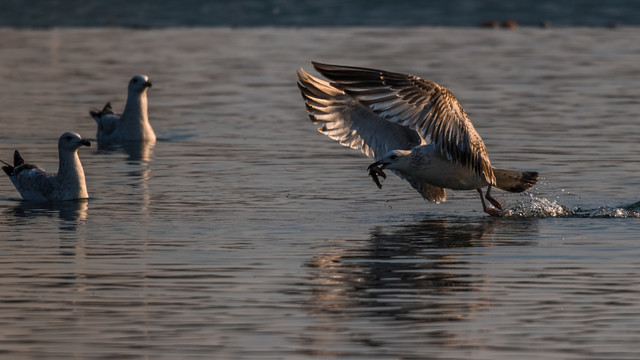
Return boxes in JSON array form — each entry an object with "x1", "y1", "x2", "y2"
[
  {"x1": 484, "y1": 185, "x2": 502, "y2": 210},
  {"x1": 477, "y1": 188, "x2": 502, "y2": 216}
]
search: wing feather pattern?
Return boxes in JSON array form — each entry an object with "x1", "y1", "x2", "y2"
[
  {"x1": 297, "y1": 67, "x2": 447, "y2": 202},
  {"x1": 311, "y1": 62, "x2": 495, "y2": 185},
  {"x1": 297, "y1": 68, "x2": 421, "y2": 159}
]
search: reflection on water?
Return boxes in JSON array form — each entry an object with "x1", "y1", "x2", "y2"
[
  {"x1": 5, "y1": 199, "x2": 88, "y2": 224},
  {"x1": 2, "y1": 27, "x2": 640, "y2": 359},
  {"x1": 3, "y1": 200, "x2": 89, "y2": 251},
  {"x1": 97, "y1": 140, "x2": 155, "y2": 162},
  {"x1": 307, "y1": 217, "x2": 538, "y2": 301},
  {"x1": 306, "y1": 218, "x2": 496, "y2": 305},
  {"x1": 95, "y1": 140, "x2": 154, "y2": 217},
  {"x1": 304, "y1": 218, "x2": 538, "y2": 354}
]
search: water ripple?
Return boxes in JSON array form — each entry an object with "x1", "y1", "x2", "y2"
[
  {"x1": 504, "y1": 195, "x2": 640, "y2": 218},
  {"x1": 2, "y1": 27, "x2": 640, "y2": 359}
]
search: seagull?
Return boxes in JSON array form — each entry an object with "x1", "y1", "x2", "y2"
[
  {"x1": 90, "y1": 75, "x2": 156, "y2": 145},
  {"x1": 2, "y1": 132, "x2": 91, "y2": 202},
  {"x1": 297, "y1": 62, "x2": 538, "y2": 215}
]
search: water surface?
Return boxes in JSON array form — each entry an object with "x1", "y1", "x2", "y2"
[{"x1": 1, "y1": 27, "x2": 640, "y2": 359}]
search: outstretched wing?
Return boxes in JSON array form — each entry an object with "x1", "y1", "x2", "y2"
[
  {"x1": 312, "y1": 62, "x2": 494, "y2": 184},
  {"x1": 297, "y1": 68, "x2": 421, "y2": 159},
  {"x1": 297, "y1": 67, "x2": 446, "y2": 202}
]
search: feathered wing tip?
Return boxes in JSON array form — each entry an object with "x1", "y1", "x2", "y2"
[
  {"x1": 297, "y1": 67, "x2": 381, "y2": 157},
  {"x1": 296, "y1": 68, "x2": 346, "y2": 110},
  {"x1": 89, "y1": 102, "x2": 114, "y2": 121},
  {"x1": 492, "y1": 168, "x2": 539, "y2": 193},
  {"x1": 296, "y1": 68, "x2": 350, "y2": 129},
  {"x1": 2, "y1": 150, "x2": 25, "y2": 176},
  {"x1": 13, "y1": 150, "x2": 25, "y2": 167},
  {"x1": 1, "y1": 159, "x2": 12, "y2": 176}
]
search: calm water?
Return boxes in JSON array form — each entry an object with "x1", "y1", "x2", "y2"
[{"x1": 0, "y1": 27, "x2": 640, "y2": 359}]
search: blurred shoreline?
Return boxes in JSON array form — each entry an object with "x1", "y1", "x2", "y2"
[{"x1": 2, "y1": 0, "x2": 639, "y2": 29}]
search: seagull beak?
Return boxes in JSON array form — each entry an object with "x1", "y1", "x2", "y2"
[
  {"x1": 145, "y1": 81, "x2": 153, "y2": 88},
  {"x1": 368, "y1": 160, "x2": 389, "y2": 170},
  {"x1": 80, "y1": 140, "x2": 91, "y2": 147}
]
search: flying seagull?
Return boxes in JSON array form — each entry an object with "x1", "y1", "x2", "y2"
[
  {"x1": 297, "y1": 62, "x2": 538, "y2": 215},
  {"x1": 90, "y1": 75, "x2": 156, "y2": 145},
  {"x1": 2, "y1": 132, "x2": 91, "y2": 202}
]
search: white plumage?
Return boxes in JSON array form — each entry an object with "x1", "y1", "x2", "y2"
[
  {"x1": 2, "y1": 132, "x2": 91, "y2": 202},
  {"x1": 90, "y1": 75, "x2": 156, "y2": 145}
]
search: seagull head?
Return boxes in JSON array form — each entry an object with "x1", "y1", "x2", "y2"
[
  {"x1": 368, "y1": 150, "x2": 412, "y2": 171},
  {"x1": 58, "y1": 132, "x2": 91, "y2": 151},
  {"x1": 128, "y1": 75, "x2": 153, "y2": 93}
]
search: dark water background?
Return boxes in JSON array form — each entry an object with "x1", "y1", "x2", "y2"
[{"x1": 3, "y1": 0, "x2": 640, "y2": 28}]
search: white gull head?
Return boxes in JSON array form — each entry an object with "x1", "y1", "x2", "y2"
[
  {"x1": 128, "y1": 75, "x2": 153, "y2": 95},
  {"x1": 369, "y1": 150, "x2": 413, "y2": 171},
  {"x1": 59, "y1": 131, "x2": 92, "y2": 151}
]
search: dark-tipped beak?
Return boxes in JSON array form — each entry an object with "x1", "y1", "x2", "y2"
[
  {"x1": 368, "y1": 160, "x2": 388, "y2": 170},
  {"x1": 145, "y1": 81, "x2": 153, "y2": 88},
  {"x1": 80, "y1": 140, "x2": 91, "y2": 147}
]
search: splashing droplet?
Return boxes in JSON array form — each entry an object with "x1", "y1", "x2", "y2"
[{"x1": 503, "y1": 195, "x2": 575, "y2": 218}]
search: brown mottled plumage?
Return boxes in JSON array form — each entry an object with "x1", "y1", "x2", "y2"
[{"x1": 297, "y1": 62, "x2": 539, "y2": 215}]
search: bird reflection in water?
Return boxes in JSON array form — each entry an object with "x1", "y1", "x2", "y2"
[
  {"x1": 7, "y1": 199, "x2": 88, "y2": 225},
  {"x1": 97, "y1": 140, "x2": 154, "y2": 217},
  {"x1": 97, "y1": 140, "x2": 155, "y2": 163},
  {"x1": 304, "y1": 217, "x2": 538, "y2": 351}
]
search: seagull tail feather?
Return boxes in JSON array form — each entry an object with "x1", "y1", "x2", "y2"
[
  {"x1": 492, "y1": 168, "x2": 539, "y2": 193},
  {"x1": 13, "y1": 150, "x2": 25, "y2": 167},
  {"x1": 89, "y1": 102, "x2": 114, "y2": 122}
]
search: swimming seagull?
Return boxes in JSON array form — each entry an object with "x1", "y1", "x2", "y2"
[
  {"x1": 2, "y1": 132, "x2": 91, "y2": 202},
  {"x1": 90, "y1": 75, "x2": 156, "y2": 145},
  {"x1": 297, "y1": 62, "x2": 538, "y2": 215}
]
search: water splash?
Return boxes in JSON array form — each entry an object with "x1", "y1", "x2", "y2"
[
  {"x1": 503, "y1": 195, "x2": 575, "y2": 218},
  {"x1": 503, "y1": 195, "x2": 640, "y2": 218},
  {"x1": 585, "y1": 206, "x2": 640, "y2": 218}
]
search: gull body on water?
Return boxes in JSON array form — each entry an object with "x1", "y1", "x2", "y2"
[
  {"x1": 297, "y1": 62, "x2": 538, "y2": 215},
  {"x1": 90, "y1": 75, "x2": 156, "y2": 145},
  {"x1": 1, "y1": 132, "x2": 91, "y2": 202}
]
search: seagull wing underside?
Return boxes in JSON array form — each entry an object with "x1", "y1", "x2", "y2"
[
  {"x1": 297, "y1": 68, "x2": 421, "y2": 159},
  {"x1": 297, "y1": 67, "x2": 446, "y2": 203},
  {"x1": 311, "y1": 62, "x2": 494, "y2": 184}
]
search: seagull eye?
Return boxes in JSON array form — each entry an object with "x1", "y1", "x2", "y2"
[{"x1": 132, "y1": 78, "x2": 138, "y2": 83}]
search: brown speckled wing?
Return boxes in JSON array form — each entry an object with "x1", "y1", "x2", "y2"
[{"x1": 311, "y1": 62, "x2": 495, "y2": 184}]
